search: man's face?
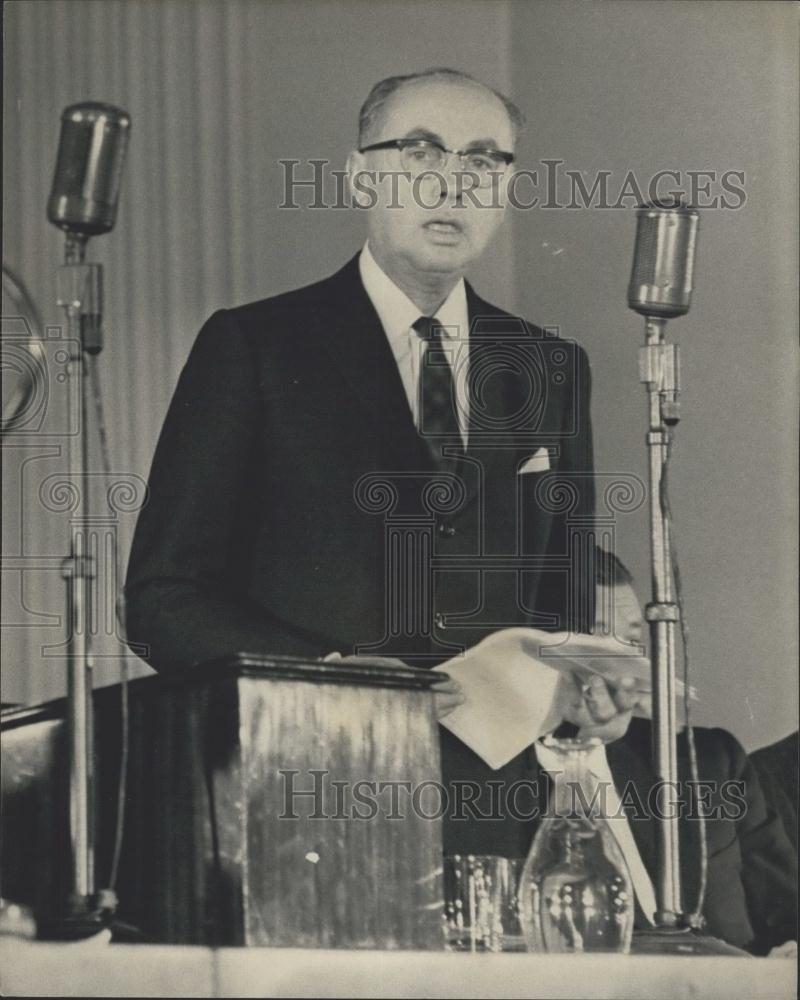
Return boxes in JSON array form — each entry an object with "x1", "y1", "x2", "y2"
[
  {"x1": 595, "y1": 582, "x2": 645, "y2": 646},
  {"x1": 351, "y1": 78, "x2": 515, "y2": 281}
]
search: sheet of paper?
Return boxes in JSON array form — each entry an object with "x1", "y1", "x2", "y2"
[
  {"x1": 434, "y1": 637, "x2": 563, "y2": 771},
  {"x1": 434, "y1": 627, "x2": 696, "y2": 770}
]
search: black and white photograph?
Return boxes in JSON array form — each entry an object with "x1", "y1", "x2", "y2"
[{"x1": 1, "y1": 1, "x2": 797, "y2": 996}]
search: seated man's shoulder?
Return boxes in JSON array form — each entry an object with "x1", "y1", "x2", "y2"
[{"x1": 626, "y1": 717, "x2": 747, "y2": 778}]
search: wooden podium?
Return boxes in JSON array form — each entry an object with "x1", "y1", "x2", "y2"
[{"x1": 1, "y1": 655, "x2": 446, "y2": 949}]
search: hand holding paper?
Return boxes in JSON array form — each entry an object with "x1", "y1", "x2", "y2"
[
  {"x1": 433, "y1": 627, "x2": 697, "y2": 770},
  {"x1": 559, "y1": 672, "x2": 640, "y2": 744}
]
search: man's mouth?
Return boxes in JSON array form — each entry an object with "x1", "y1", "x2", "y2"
[{"x1": 423, "y1": 220, "x2": 463, "y2": 234}]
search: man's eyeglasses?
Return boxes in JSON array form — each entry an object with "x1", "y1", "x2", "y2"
[{"x1": 358, "y1": 138, "x2": 515, "y2": 187}]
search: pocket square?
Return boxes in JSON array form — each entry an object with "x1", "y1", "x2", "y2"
[{"x1": 518, "y1": 448, "x2": 551, "y2": 474}]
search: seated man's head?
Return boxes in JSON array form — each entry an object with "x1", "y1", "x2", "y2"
[
  {"x1": 594, "y1": 547, "x2": 644, "y2": 646},
  {"x1": 348, "y1": 68, "x2": 523, "y2": 295}
]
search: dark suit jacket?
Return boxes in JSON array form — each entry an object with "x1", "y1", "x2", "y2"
[
  {"x1": 750, "y1": 731, "x2": 798, "y2": 853},
  {"x1": 440, "y1": 718, "x2": 797, "y2": 954},
  {"x1": 125, "y1": 254, "x2": 595, "y2": 669}
]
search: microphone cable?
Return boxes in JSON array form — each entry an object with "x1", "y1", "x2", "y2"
[
  {"x1": 87, "y1": 353, "x2": 129, "y2": 895},
  {"x1": 659, "y1": 437, "x2": 708, "y2": 929}
]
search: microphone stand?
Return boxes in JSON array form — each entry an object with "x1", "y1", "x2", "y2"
[
  {"x1": 641, "y1": 315, "x2": 683, "y2": 924},
  {"x1": 632, "y1": 315, "x2": 747, "y2": 956},
  {"x1": 25, "y1": 101, "x2": 137, "y2": 940},
  {"x1": 38, "y1": 232, "x2": 117, "y2": 939}
]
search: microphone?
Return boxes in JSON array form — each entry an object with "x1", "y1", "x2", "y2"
[
  {"x1": 47, "y1": 102, "x2": 131, "y2": 238},
  {"x1": 627, "y1": 199, "x2": 699, "y2": 319}
]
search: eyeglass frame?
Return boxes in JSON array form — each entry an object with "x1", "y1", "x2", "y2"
[{"x1": 357, "y1": 138, "x2": 515, "y2": 176}]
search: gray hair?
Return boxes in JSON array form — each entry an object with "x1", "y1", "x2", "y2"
[{"x1": 358, "y1": 67, "x2": 525, "y2": 147}]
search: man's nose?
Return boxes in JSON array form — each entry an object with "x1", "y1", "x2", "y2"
[{"x1": 433, "y1": 153, "x2": 465, "y2": 203}]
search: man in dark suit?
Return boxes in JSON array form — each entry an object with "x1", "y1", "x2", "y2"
[
  {"x1": 125, "y1": 67, "x2": 633, "y2": 733},
  {"x1": 125, "y1": 68, "x2": 795, "y2": 954}
]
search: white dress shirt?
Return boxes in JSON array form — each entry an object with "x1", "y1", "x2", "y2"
[{"x1": 358, "y1": 242, "x2": 470, "y2": 449}]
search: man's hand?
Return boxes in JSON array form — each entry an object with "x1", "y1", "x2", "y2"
[
  {"x1": 322, "y1": 653, "x2": 465, "y2": 720},
  {"x1": 432, "y1": 677, "x2": 465, "y2": 719},
  {"x1": 559, "y1": 672, "x2": 640, "y2": 743}
]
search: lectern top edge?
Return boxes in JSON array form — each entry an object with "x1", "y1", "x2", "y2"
[
  {"x1": 199, "y1": 651, "x2": 447, "y2": 691},
  {"x1": 0, "y1": 652, "x2": 448, "y2": 731}
]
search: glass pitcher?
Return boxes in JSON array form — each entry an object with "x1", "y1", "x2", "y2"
[{"x1": 518, "y1": 736, "x2": 634, "y2": 954}]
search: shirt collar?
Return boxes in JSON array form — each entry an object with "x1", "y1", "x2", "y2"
[{"x1": 359, "y1": 242, "x2": 468, "y2": 344}]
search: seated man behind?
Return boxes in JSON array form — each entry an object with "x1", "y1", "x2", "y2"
[{"x1": 592, "y1": 547, "x2": 797, "y2": 955}]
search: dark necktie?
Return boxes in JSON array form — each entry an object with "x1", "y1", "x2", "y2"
[{"x1": 413, "y1": 315, "x2": 464, "y2": 469}]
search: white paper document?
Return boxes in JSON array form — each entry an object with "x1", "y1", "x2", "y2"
[{"x1": 434, "y1": 628, "x2": 697, "y2": 770}]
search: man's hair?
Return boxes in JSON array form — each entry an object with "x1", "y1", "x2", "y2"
[
  {"x1": 594, "y1": 546, "x2": 635, "y2": 587},
  {"x1": 358, "y1": 67, "x2": 525, "y2": 147}
]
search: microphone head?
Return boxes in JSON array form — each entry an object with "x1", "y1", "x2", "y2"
[
  {"x1": 627, "y1": 198, "x2": 699, "y2": 319},
  {"x1": 47, "y1": 102, "x2": 131, "y2": 237}
]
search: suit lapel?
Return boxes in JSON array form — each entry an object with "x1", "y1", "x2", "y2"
[
  {"x1": 461, "y1": 286, "x2": 555, "y2": 561},
  {"x1": 311, "y1": 255, "x2": 427, "y2": 469},
  {"x1": 457, "y1": 286, "x2": 527, "y2": 513},
  {"x1": 606, "y1": 726, "x2": 660, "y2": 884},
  {"x1": 465, "y1": 283, "x2": 533, "y2": 432},
  {"x1": 607, "y1": 722, "x2": 703, "y2": 920}
]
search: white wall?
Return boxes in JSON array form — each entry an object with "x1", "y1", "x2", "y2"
[{"x1": 510, "y1": 0, "x2": 798, "y2": 748}]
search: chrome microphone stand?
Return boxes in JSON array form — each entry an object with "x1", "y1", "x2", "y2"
[
  {"x1": 627, "y1": 201, "x2": 747, "y2": 956},
  {"x1": 58, "y1": 232, "x2": 102, "y2": 919},
  {"x1": 39, "y1": 102, "x2": 131, "y2": 938},
  {"x1": 639, "y1": 311, "x2": 682, "y2": 925}
]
